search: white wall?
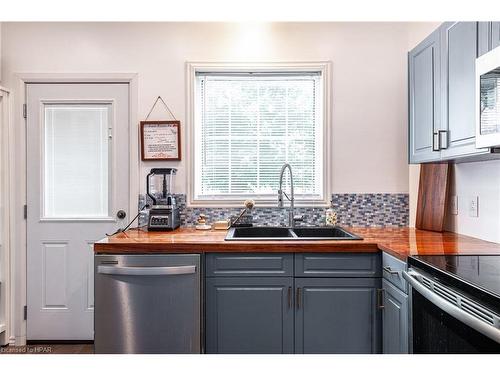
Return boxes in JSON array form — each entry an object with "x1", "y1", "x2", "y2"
[
  {"x1": 0, "y1": 22, "x2": 2, "y2": 82},
  {"x1": 445, "y1": 160, "x2": 500, "y2": 243},
  {"x1": 1, "y1": 22, "x2": 411, "y2": 197}
]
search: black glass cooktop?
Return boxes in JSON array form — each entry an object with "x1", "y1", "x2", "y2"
[{"x1": 409, "y1": 255, "x2": 500, "y2": 310}]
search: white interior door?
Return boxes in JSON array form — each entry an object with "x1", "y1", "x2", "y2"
[{"x1": 26, "y1": 83, "x2": 130, "y2": 340}]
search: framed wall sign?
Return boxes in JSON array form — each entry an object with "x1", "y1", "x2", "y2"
[{"x1": 140, "y1": 120, "x2": 181, "y2": 161}]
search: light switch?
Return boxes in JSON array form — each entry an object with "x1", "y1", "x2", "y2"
[
  {"x1": 450, "y1": 195, "x2": 458, "y2": 215},
  {"x1": 469, "y1": 196, "x2": 479, "y2": 218}
]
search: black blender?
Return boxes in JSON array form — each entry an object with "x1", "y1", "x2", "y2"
[{"x1": 146, "y1": 168, "x2": 180, "y2": 231}]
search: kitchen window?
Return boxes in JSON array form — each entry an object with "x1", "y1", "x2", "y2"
[{"x1": 187, "y1": 63, "x2": 331, "y2": 207}]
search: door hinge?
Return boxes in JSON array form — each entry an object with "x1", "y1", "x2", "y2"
[
  {"x1": 23, "y1": 204, "x2": 27, "y2": 219},
  {"x1": 24, "y1": 305, "x2": 27, "y2": 320},
  {"x1": 23, "y1": 104, "x2": 27, "y2": 119}
]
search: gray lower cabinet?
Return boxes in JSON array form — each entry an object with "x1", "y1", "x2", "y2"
[
  {"x1": 205, "y1": 277, "x2": 294, "y2": 354},
  {"x1": 294, "y1": 278, "x2": 381, "y2": 354},
  {"x1": 382, "y1": 279, "x2": 409, "y2": 354},
  {"x1": 205, "y1": 253, "x2": 382, "y2": 354},
  {"x1": 408, "y1": 27, "x2": 441, "y2": 163}
]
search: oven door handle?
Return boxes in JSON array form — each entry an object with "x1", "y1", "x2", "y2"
[{"x1": 403, "y1": 270, "x2": 500, "y2": 344}]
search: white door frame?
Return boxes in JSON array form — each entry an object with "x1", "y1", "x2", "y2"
[
  {"x1": 0, "y1": 86, "x2": 14, "y2": 345},
  {"x1": 12, "y1": 73, "x2": 139, "y2": 345}
]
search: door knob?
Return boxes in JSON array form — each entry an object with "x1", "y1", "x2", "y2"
[{"x1": 116, "y1": 210, "x2": 127, "y2": 220}]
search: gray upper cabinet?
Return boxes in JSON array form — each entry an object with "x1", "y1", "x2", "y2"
[
  {"x1": 382, "y1": 279, "x2": 408, "y2": 354},
  {"x1": 409, "y1": 22, "x2": 500, "y2": 164},
  {"x1": 478, "y1": 22, "x2": 500, "y2": 56},
  {"x1": 409, "y1": 28, "x2": 441, "y2": 163},
  {"x1": 492, "y1": 22, "x2": 500, "y2": 49},
  {"x1": 205, "y1": 277, "x2": 294, "y2": 354},
  {"x1": 440, "y1": 22, "x2": 490, "y2": 159},
  {"x1": 294, "y1": 278, "x2": 381, "y2": 354},
  {"x1": 478, "y1": 22, "x2": 492, "y2": 57}
]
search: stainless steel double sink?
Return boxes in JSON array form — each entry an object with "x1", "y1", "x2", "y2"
[{"x1": 225, "y1": 226, "x2": 362, "y2": 241}]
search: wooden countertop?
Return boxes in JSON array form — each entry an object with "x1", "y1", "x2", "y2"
[{"x1": 93, "y1": 227, "x2": 500, "y2": 260}]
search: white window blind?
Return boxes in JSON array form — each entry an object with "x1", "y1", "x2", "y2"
[{"x1": 194, "y1": 71, "x2": 324, "y2": 203}]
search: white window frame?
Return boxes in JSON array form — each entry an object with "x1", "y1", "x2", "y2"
[{"x1": 186, "y1": 61, "x2": 332, "y2": 208}]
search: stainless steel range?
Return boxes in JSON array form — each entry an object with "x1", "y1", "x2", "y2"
[{"x1": 404, "y1": 255, "x2": 500, "y2": 353}]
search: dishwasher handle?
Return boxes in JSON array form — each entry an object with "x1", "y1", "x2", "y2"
[{"x1": 97, "y1": 265, "x2": 196, "y2": 276}]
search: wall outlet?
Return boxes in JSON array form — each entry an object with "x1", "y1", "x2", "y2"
[
  {"x1": 469, "y1": 196, "x2": 479, "y2": 218},
  {"x1": 450, "y1": 195, "x2": 458, "y2": 215}
]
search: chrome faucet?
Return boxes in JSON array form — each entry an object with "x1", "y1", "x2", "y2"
[{"x1": 278, "y1": 163, "x2": 303, "y2": 227}]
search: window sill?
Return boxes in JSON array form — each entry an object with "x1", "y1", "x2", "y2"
[{"x1": 187, "y1": 198, "x2": 330, "y2": 209}]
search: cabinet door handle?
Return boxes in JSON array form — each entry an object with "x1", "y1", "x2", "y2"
[
  {"x1": 287, "y1": 286, "x2": 292, "y2": 309},
  {"x1": 439, "y1": 130, "x2": 448, "y2": 150},
  {"x1": 377, "y1": 288, "x2": 385, "y2": 309},
  {"x1": 296, "y1": 287, "x2": 301, "y2": 309},
  {"x1": 383, "y1": 266, "x2": 400, "y2": 276},
  {"x1": 432, "y1": 132, "x2": 440, "y2": 151}
]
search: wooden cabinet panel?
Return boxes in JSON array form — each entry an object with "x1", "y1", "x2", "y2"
[{"x1": 294, "y1": 278, "x2": 381, "y2": 354}]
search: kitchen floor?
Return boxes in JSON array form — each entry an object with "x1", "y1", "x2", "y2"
[{"x1": 0, "y1": 344, "x2": 94, "y2": 354}]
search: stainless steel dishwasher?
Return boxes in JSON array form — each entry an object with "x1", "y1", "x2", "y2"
[{"x1": 94, "y1": 254, "x2": 201, "y2": 354}]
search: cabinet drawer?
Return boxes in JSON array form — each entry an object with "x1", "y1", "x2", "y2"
[
  {"x1": 295, "y1": 253, "x2": 381, "y2": 278},
  {"x1": 382, "y1": 252, "x2": 408, "y2": 292},
  {"x1": 205, "y1": 253, "x2": 293, "y2": 277}
]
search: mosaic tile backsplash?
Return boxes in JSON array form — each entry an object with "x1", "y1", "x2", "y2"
[{"x1": 138, "y1": 193, "x2": 409, "y2": 227}]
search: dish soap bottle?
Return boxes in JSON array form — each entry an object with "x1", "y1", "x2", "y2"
[{"x1": 325, "y1": 200, "x2": 337, "y2": 227}]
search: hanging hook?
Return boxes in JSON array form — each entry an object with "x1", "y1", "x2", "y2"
[{"x1": 144, "y1": 95, "x2": 177, "y2": 121}]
